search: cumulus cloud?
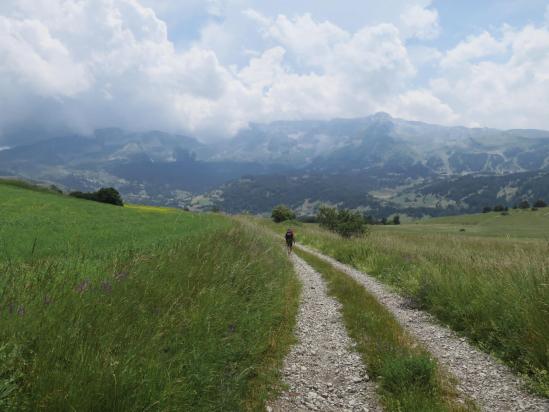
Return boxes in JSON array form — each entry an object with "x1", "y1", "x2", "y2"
[
  {"x1": 1, "y1": 0, "x2": 549, "y2": 144},
  {"x1": 399, "y1": 5, "x2": 440, "y2": 40},
  {"x1": 0, "y1": 0, "x2": 421, "y2": 141},
  {"x1": 391, "y1": 89, "x2": 459, "y2": 124},
  {"x1": 431, "y1": 24, "x2": 549, "y2": 129},
  {"x1": 440, "y1": 31, "x2": 507, "y2": 68}
]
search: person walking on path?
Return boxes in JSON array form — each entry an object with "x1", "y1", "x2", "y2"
[{"x1": 285, "y1": 228, "x2": 295, "y2": 255}]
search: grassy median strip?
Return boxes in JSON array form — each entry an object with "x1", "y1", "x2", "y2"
[{"x1": 296, "y1": 248, "x2": 475, "y2": 412}]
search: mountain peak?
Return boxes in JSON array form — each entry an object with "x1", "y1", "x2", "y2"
[{"x1": 370, "y1": 112, "x2": 393, "y2": 121}]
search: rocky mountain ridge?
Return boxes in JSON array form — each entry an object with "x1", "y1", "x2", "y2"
[{"x1": 1, "y1": 113, "x2": 549, "y2": 216}]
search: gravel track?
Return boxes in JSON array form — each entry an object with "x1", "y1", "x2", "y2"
[
  {"x1": 297, "y1": 243, "x2": 549, "y2": 412},
  {"x1": 268, "y1": 254, "x2": 382, "y2": 412}
]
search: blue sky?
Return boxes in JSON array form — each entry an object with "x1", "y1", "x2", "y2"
[
  {"x1": 1, "y1": 0, "x2": 549, "y2": 140},
  {"x1": 154, "y1": 1, "x2": 549, "y2": 51}
]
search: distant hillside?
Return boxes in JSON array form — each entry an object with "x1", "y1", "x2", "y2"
[
  {"x1": 1, "y1": 114, "x2": 549, "y2": 215},
  {"x1": 215, "y1": 170, "x2": 549, "y2": 217}
]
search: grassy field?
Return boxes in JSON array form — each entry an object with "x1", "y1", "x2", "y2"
[
  {"x1": 0, "y1": 182, "x2": 300, "y2": 411},
  {"x1": 395, "y1": 208, "x2": 549, "y2": 239},
  {"x1": 262, "y1": 210, "x2": 549, "y2": 397},
  {"x1": 297, "y1": 249, "x2": 474, "y2": 411}
]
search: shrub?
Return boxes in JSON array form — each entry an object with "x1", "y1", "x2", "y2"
[
  {"x1": 519, "y1": 200, "x2": 530, "y2": 209},
  {"x1": 493, "y1": 205, "x2": 505, "y2": 212},
  {"x1": 317, "y1": 206, "x2": 366, "y2": 238},
  {"x1": 393, "y1": 215, "x2": 401, "y2": 225},
  {"x1": 533, "y1": 199, "x2": 547, "y2": 208},
  {"x1": 49, "y1": 185, "x2": 63, "y2": 194},
  {"x1": 482, "y1": 206, "x2": 492, "y2": 213},
  {"x1": 271, "y1": 205, "x2": 296, "y2": 223},
  {"x1": 70, "y1": 187, "x2": 123, "y2": 206},
  {"x1": 317, "y1": 206, "x2": 339, "y2": 231},
  {"x1": 335, "y1": 209, "x2": 367, "y2": 238}
]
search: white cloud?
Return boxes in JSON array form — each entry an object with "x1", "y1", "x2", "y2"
[
  {"x1": 0, "y1": 2, "x2": 421, "y2": 141},
  {"x1": 399, "y1": 5, "x2": 440, "y2": 40},
  {"x1": 440, "y1": 31, "x2": 507, "y2": 68},
  {"x1": 431, "y1": 24, "x2": 549, "y2": 129},
  {"x1": 1, "y1": 0, "x2": 549, "y2": 143},
  {"x1": 0, "y1": 17, "x2": 90, "y2": 96},
  {"x1": 389, "y1": 90, "x2": 459, "y2": 125}
]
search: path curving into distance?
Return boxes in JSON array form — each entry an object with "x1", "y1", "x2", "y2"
[
  {"x1": 268, "y1": 254, "x2": 382, "y2": 412},
  {"x1": 296, "y1": 243, "x2": 549, "y2": 412}
]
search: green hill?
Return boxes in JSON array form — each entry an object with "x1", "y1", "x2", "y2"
[
  {"x1": 0, "y1": 181, "x2": 299, "y2": 411},
  {"x1": 387, "y1": 208, "x2": 549, "y2": 239}
]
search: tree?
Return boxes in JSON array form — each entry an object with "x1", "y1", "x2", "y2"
[
  {"x1": 316, "y1": 206, "x2": 366, "y2": 238},
  {"x1": 335, "y1": 209, "x2": 366, "y2": 238},
  {"x1": 482, "y1": 206, "x2": 492, "y2": 213},
  {"x1": 393, "y1": 215, "x2": 401, "y2": 225},
  {"x1": 519, "y1": 200, "x2": 530, "y2": 209},
  {"x1": 381, "y1": 217, "x2": 388, "y2": 225},
  {"x1": 95, "y1": 188, "x2": 124, "y2": 206},
  {"x1": 271, "y1": 205, "x2": 296, "y2": 223},
  {"x1": 317, "y1": 206, "x2": 339, "y2": 231},
  {"x1": 70, "y1": 187, "x2": 123, "y2": 206},
  {"x1": 533, "y1": 199, "x2": 547, "y2": 208}
]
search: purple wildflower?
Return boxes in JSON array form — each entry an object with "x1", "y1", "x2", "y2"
[
  {"x1": 74, "y1": 279, "x2": 91, "y2": 294},
  {"x1": 100, "y1": 280, "x2": 113, "y2": 294}
]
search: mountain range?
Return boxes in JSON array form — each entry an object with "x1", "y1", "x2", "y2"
[{"x1": 1, "y1": 113, "x2": 549, "y2": 217}]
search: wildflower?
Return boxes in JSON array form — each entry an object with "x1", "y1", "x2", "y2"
[
  {"x1": 100, "y1": 280, "x2": 113, "y2": 294},
  {"x1": 114, "y1": 270, "x2": 129, "y2": 281},
  {"x1": 74, "y1": 279, "x2": 91, "y2": 294}
]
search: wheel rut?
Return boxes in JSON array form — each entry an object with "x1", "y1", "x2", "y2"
[
  {"x1": 268, "y1": 254, "x2": 381, "y2": 412},
  {"x1": 296, "y1": 244, "x2": 549, "y2": 412}
]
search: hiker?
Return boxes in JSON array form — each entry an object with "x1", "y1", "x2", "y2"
[{"x1": 285, "y1": 228, "x2": 295, "y2": 255}]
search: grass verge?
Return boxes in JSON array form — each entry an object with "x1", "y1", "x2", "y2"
[
  {"x1": 268, "y1": 218, "x2": 549, "y2": 398},
  {"x1": 296, "y1": 248, "x2": 475, "y2": 412},
  {"x1": 0, "y1": 184, "x2": 300, "y2": 411}
]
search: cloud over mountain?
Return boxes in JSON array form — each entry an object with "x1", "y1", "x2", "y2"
[{"x1": 0, "y1": 0, "x2": 549, "y2": 143}]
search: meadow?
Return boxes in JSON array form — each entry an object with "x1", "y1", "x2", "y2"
[
  {"x1": 0, "y1": 182, "x2": 300, "y2": 411},
  {"x1": 264, "y1": 210, "x2": 549, "y2": 397}
]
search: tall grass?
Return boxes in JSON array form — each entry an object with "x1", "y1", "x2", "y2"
[
  {"x1": 264, "y1": 219, "x2": 549, "y2": 397},
  {"x1": 296, "y1": 249, "x2": 474, "y2": 411},
  {"x1": 0, "y1": 184, "x2": 300, "y2": 410}
]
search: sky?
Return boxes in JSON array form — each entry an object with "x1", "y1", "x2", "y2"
[{"x1": 1, "y1": 0, "x2": 549, "y2": 142}]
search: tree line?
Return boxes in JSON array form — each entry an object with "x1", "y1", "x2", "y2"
[
  {"x1": 483, "y1": 199, "x2": 547, "y2": 213},
  {"x1": 272, "y1": 204, "x2": 401, "y2": 238}
]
